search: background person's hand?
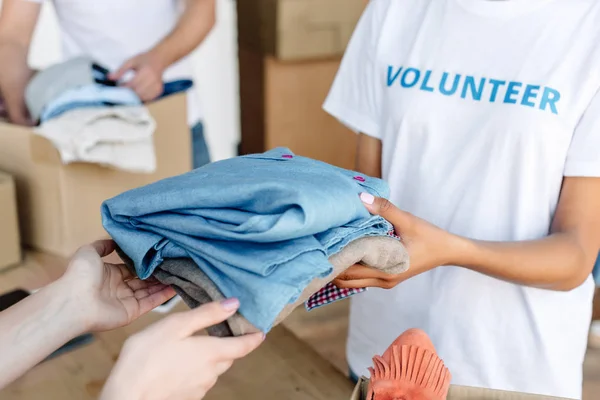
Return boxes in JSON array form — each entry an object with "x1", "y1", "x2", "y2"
[
  {"x1": 59, "y1": 240, "x2": 176, "y2": 332},
  {"x1": 100, "y1": 300, "x2": 264, "y2": 400},
  {"x1": 109, "y1": 52, "x2": 165, "y2": 102},
  {"x1": 0, "y1": 77, "x2": 35, "y2": 126},
  {"x1": 333, "y1": 193, "x2": 459, "y2": 289}
]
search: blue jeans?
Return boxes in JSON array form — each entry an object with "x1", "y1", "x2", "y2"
[
  {"x1": 191, "y1": 121, "x2": 210, "y2": 169},
  {"x1": 593, "y1": 254, "x2": 600, "y2": 286},
  {"x1": 101, "y1": 147, "x2": 393, "y2": 332},
  {"x1": 349, "y1": 369, "x2": 359, "y2": 384}
]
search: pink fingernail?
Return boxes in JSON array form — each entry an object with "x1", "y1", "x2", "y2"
[
  {"x1": 221, "y1": 298, "x2": 240, "y2": 311},
  {"x1": 360, "y1": 192, "x2": 375, "y2": 205}
]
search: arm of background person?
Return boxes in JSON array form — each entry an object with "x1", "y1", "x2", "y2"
[
  {"x1": 148, "y1": 0, "x2": 216, "y2": 71},
  {"x1": 109, "y1": 0, "x2": 216, "y2": 101},
  {"x1": 335, "y1": 136, "x2": 600, "y2": 292},
  {"x1": 0, "y1": 0, "x2": 41, "y2": 125}
]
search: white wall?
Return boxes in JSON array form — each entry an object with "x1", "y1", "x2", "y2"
[
  {"x1": 20, "y1": 0, "x2": 241, "y2": 161},
  {"x1": 189, "y1": 0, "x2": 240, "y2": 161}
]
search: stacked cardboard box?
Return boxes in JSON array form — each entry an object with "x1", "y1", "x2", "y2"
[
  {"x1": 0, "y1": 171, "x2": 21, "y2": 270},
  {"x1": 237, "y1": 0, "x2": 366, "y2": 170},
  {"x1": 0, "y1": 94, "x2": 191, "y2": 257},
  {"x1": 238, "y1": 0, "x2": 365, "y2": 61}
]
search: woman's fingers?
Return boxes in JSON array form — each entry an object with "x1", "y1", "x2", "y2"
[
  {"x1": 90, "y1": 239, "x2": 117, "y2": 258},
  {"x1": 332, "y1": 277, "x2": 391, "y2": 289},
  {"x1": 360, "y1": 193, "x2": 413, "y2": 231},
  {"x1": 127, "y1": 277, "x2": 162, "y2": 291},
  {"x1": 136, "y1": 286, "x2": 177, "y2": 315},
  {"x1": 205, "y1": 333, "x2": 265, "y2": 361},
  {"x1": 335, "y1": 264, "x2": 394, "y2": 281},
  {"x1": 156, "y1": 300, "x2": 241, "y2": 338}
]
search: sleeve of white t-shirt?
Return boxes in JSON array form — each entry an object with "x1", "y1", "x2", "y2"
[
  {"x1": 564, "y1": 90, "x2": 600, "y2": 177},
  {"x1": 322, "y1": 0, "x2": 388, "y2": 139}
]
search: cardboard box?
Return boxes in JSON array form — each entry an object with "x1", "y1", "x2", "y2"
[
  {"x1": 238, "y1": 0, "x2": 366, "y2": 61},
  {"x1": 0, "y1": 171, "x2": 21, "y2": 270},
  {"x1": 239, "y1": 49, "x2": 357, "y2": 169},
  {"x1": 0, "y1": 94, "x2": 191, "y2": 257},
  {"x1": 351, "y1": 376, "x2": 574, "y2": 400}
]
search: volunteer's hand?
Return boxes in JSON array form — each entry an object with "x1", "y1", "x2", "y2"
[
  {"x1": 0, "y1": 73, "x2": 35, "y2": 126},
  {"x1": 100, "y1": 300, "x2": 265, "y2": 400},
  {"x1": 58, "y1": 240, "x2": 176, "y2": 332},
  {"x1": 333, "y1": 193, "x2": 458, "y2": 289},
  {"x1": 109, "y1": 52, "x2": 165, "y2": 102}
]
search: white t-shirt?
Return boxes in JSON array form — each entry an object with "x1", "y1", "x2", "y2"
[
  {"x1": 324, "y1": 0, "x2": 600, "y2": 398},
  {"x1": 30, "y1": 0, "x2": 201, "y2": 126}
]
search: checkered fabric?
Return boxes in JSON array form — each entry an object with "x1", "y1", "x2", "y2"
[{"x1": 305, "y1": 283, "x2": 367, "y2": 311}]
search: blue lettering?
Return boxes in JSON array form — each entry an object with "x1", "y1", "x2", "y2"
[
  {"x1": 504, "y1": 82, "x2": 523, "y2": 104},
  {"x1": 387, "y1": 66, "x2": 402, "y2": 87},
  {"x1": 521, "y1": 85, "x2": 540, "y2": 108},
  {"x1": 489, "y1": 79, "x2": 506, "y2": 102},
  {"x1": 420, "y1": 70, "x2": 435, "y2": 92},
  {"x1": 461, "y1": 76, "x2": 486, "y2": 101},
  {"x1": 401, "y1": 68, "x2": 421, "y2": 88},
  {"x1": 385, "y1": 66, "x2": 561, "y2": 114},
  {"x1": 439, "y1": 72, "x2": 461, "y2": 96},
  {"x1": 540, "y1": 87, "x2": 560, "y2": 114}
]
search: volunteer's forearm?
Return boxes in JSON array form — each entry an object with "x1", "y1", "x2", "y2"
[
  {"x1": 0, "y1": 280, "x2": 87, "y2": 389},
  {"x1": 452, "y1": 232, "x2": 593, "y2": 291},
  {"x1": 149, "y1": 0, "x2": 216, "y2": 68}
]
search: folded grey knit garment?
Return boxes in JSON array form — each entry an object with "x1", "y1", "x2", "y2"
[
  {"x1": 147, "y1": 236, "x2": 409, "y2": 337},
  {"x1": 25, "y1": 56, "x2": 96, "y2": 122}
]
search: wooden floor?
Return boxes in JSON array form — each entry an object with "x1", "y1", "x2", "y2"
[{"x1": 1, "y1": 251, "x2": 600, "y2": 399}]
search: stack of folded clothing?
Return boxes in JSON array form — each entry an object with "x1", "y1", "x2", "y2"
[
  {"x1": 24, "y1": 57, "x2": 193, "y2": 173},
  {"x1": 102, "y1": 148, "x2": 410, "y2": 336}
]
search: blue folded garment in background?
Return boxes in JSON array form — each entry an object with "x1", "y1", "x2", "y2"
[
  {"x1": 40, "y1": 84, "x2": 142, "y2": 122},
  {"x1": 101, "y1": 148, "x2": 393, "y2": 331},
  {"x1": 40, "y1": 79, "x2": 194, "y2": 122}
]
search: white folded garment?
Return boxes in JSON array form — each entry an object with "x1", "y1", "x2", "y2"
[{"x1": 34, "y1": 106, "x2": 157, "y2": 173}]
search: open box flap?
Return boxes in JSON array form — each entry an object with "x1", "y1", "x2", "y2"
[{"x1": 352, "y1": 377, "x2": 575, "y2": 400}]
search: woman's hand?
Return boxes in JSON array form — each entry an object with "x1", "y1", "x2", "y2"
[
  {"x1": 59, "y1": 240, "x2": 176, "y2": 332},
  {"x1": 333, "y1": 193, "x2": 459, "y2": 289},
  {"x1": 100, "y1": 300, "x2": 264, "y2": 400}
]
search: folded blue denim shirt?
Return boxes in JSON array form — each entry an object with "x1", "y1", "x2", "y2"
[{"x1": 101, "y1": 148, "x2": 394, "y2": 332}]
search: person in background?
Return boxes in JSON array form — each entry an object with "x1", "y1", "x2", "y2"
[
  {"x1": 0, "y1": 240, "x2": 264, "y2": 399},
  {"x1": 324, "y1": 0, "x2": 600, "y2": 398},
  {"x1": 0, "y1": 0, "x2": 214, "y2": 168}
]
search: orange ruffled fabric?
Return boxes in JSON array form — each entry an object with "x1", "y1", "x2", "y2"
[{"x1": 367, "y1": 329, "x2": 452, "y2": 400}]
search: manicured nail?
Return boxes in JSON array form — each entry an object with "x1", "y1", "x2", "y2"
[
  {"x1": 221, "y1": 298, "x2": 240, "y2": 311},
  {"x1": 360, "y1": 192, "x2": 375, "y2": 205}
]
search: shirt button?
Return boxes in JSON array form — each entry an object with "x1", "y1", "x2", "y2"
[
  {"x1": 282, "y1": 154, "x2": 293, "y2": 159},
  {"x1": 353, "y1": 176, "x2": 365, "y2": 182}
]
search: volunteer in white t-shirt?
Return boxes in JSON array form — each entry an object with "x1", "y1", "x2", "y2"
[
  {"x1": 0, "y1": 0, "x2": 214, "y2": 168},
  {"x1": 324, "y1": 0, "x2": 600, "y2": 398}
]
